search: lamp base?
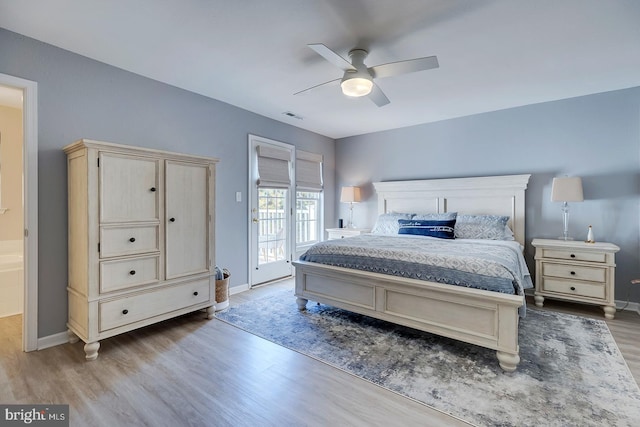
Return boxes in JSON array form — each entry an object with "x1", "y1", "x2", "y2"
[{"x1": 557, "y1": 236, "x2": 575, "y2": 241}]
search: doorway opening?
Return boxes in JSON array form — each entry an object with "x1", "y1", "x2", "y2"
[
  {"x1": 248, "y1": 135, "x2": 293, "y2": 286},
  {"x1": 0, "y1": 74, "x2": 38, "y2": 352}
]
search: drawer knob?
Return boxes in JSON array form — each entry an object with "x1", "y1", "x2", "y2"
[
  {"x1": 129, "y1": 270, "x2": 136, "y2": 275},
  {"x1": 122, "y1": 309, "x2": 129, "y2": 315},
  {"x1": 570, "y1": 271, "x2": 576, "y2": 275},
  {"x1": 150, "y1": 187, "x2": 156, "y2": 192},
  {"x1": 341, "y1": 236, "x2": 345, "y2": 239},
  {"x1": 570, "y1": 286, "x2": 576, "y2": 291},
  {"x1": 129, "y1": 237, "x2": 136, "y2": 243},
  {"x1": 570, "y1": 254, "x2": 576, "y2": 258},
  {"x1": 169, "y1": 217, "x2": 176, "y2": 223},
  {"x1": 193, "y1": 291, "x2": 199, "y2": 296}
]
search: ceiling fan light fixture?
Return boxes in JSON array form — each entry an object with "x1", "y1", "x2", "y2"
[{"x1": 341, "y1": 77, "x2": 373, "y2": 97}]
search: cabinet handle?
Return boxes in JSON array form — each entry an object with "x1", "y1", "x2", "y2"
[
  {"x1": 169, "y1": 217, "x2": 176, "y2": 222},
  {"x1": 193, "y1": 291, "x2": 199, "y2": 296},
  {"x1": 129, "y1": 237, "x2": 136, "y2": 243},
  {"x1": 570, "y1": 286, "x2": 576, "y2": 291},
  {"x1": 129, "y1": 270, "x2": 136, "y2": 275},
  {"x1": 150, "y1": 187, "x2": 156, "y2": 192},
  {"x1": 570, "y1": 271, "x2": 576, "y2": 275},
  {"x1": 122, "y1": 309, "x2": 129, "y2": 315},
  {"x1": 570, "y1": 254, "x2": 576, "y2": 258}
]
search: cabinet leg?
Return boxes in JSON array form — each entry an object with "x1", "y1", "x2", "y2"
[
  {"x1": 496, "y1": 351, "x2": 520, "y2": 373},
  {"x1": 603, "y1": 305, "x2": 616, "y2": 320},
  {"x1": 296, "y1": 297, "x2": 308, "y2": 311},
  {"x1": 67, "y1": 329, "x2": 79, "y2": 344},
  {"x1": 84, "y1": 342, "x2": 100, "y2": 361},
  {"x1": 534, "y1": 295, "x2": 544, "y2": 308},
  {"x1": 206, "y1": 306, "x2": 215, "y2": 320}
]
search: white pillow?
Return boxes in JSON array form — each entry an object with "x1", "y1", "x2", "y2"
[
  {"x1": 412, "y1": 212, "x2": 457, "y2": 221},
  {"x1": 371, "y1": 213, "x2": 413, "y2": 235},
  {"x1": 454, "y1": 215, "x2": 510, "y2": 240},
  {"x1": 503, "y1": 224, "x2": 516, "y2": 241}
]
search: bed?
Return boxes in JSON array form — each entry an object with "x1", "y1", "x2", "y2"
[{"x1": 292, "y1": 174, "x2": 531, "y2": 372}]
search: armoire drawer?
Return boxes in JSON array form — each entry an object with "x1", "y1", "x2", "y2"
[
  {"x1": 100, "y1": 255, "x2": 160, "y2": 293},
  {"x1": 541, "y1": 263, "x2": 606, "y2": 283},
  {"x1": 100, "y1": 224, "x2": 159, "y2": 258},
  {"x1": 98, "y1": 279, "x2": 210, "y2": 332}
]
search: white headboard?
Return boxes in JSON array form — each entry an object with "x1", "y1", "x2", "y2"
[{"x1": 373, "y1": 174, "x2": 531, "y2": 246}]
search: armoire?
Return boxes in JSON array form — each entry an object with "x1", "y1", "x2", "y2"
[{"x1": 64, "y1": 139, "x2": 218, "y2": 360}]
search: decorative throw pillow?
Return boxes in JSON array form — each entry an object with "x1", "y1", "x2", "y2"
[
  {"x1": 502, "y1": 225, "x2": 516, "y2": 241},
  {"x1": 398, "y1": 219, "x2": 456, "y2": 239},
  {"x1": 412, "y1": 212, "x2": 458, "y2": 221},
  {"x1": 454, "y1": 215, "x2": 510, "y2": 240},
  {"x1": 371, "y1": 213, "x2": 414, "y2": 235}
]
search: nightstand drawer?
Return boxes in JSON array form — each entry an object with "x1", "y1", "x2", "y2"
[
  {"x1": 541, "y1": 263, "x2": 606, "y2": 283},
  {"x1": 326, "y1": 228, "x2": 370, "y2": 240},
  {"x1": 541, "y1": 278, "x2": 605, "y2": 299},
  {"x1": 541, "y1": 249, "x2": 606, "y2": 263},
  {"x1": 328, "y1": 230, "x2": 359, "y2": 239}
]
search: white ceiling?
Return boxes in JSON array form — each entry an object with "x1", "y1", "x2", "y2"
[{"x1": 1, "y1": 0, "x2": 639, "y2": 139}]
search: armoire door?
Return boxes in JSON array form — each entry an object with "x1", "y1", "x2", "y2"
[
  {"x1": 99, "y1": 152, "x2": 159, "y2": 223},
  {"x1": 165, "y1": 160, "x2": 210, "y2": 279}
]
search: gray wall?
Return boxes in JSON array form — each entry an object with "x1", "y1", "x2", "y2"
[
  {"x1": 336, "y1": 88, "x2": 640, "y2": 303},
  {"x1": 0, "y1": 28, "x2": 336, "y2": 337}
]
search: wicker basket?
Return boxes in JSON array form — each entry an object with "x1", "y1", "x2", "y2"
[{"x1": 215, "y1": 269, "x2": 230, "y2": 311}]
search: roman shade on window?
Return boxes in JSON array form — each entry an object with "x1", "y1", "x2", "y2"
[
  {"x1": 295, "y1": 150, "x2": 323, "y2": 191},
  {"x1": 256, "y1": 144, "x2": 291, "y2": 188}
]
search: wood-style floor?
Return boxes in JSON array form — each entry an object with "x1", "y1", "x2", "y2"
[{"x1": 1, "y1": 279, "x2": 638, "y2": 427}]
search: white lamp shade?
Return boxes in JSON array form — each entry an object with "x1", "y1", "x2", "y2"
[
  {"x1": 551, "y1": 177, "x2": 584, "y2": 202},
  {"x1": 340, "y1": 186, "x2": 362, "y2": 203}
]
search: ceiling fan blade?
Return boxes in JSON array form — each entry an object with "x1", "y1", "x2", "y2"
[
  {"x1": 368, "y1": 83, "x2": 390, "y2": 107},
  {"x1": 293, "y1": 78, "x2": 341, "y2": 96},
  {"x1": 369, "y1": 55, "x2": 439, "y2": 79},
  {"x1": 308, "y1": 43, "x2": 356, "y2": 71}
]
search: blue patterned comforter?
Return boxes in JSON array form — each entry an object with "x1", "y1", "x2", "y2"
[{"x1": 299, "y1": 234, "x2": 533, "y2": 296}]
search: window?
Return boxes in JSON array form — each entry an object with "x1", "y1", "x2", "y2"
[
  {"x1": 295, "y1": 150, "x2": 323, "y2": 254},
  {"x1": 258, "y1": 188, "x2": 288, "y2": 263},
  {"x1": 296, "y1": 191, "x2": 322, "y2": 251}
]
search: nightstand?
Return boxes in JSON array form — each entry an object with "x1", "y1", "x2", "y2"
[
  {"x1": 532, "y1": 238, "x2": 620, "y2": 319},
  {"x1": 326, "y1": 228, "x2": 370, "y2": 240}
]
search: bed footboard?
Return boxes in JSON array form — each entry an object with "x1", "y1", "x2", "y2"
[{"x1": 293, "y1": 260, "x2": 523, "y2": 372}]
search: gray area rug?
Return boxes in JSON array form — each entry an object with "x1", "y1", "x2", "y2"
[{"x1": 216, "y1": 289, "x2": 640, "y2": 426}]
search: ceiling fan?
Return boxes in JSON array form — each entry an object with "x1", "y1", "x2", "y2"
[{"x1": 295, "y1": 43, "x2": 439, "y2": 107}]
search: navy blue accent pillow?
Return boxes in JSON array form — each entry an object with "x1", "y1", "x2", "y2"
[{"x1": 397, "y1": 219, "x2": 456, "y2": 239}]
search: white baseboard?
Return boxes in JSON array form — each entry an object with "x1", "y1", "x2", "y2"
[
  {"x1": 616, "y1": 300, "x2": 640, "y2": 315},
  {"x1": 229, "y1": 283, "x2": 249, "y2": 295},
  {"x1": 38, "y1": 330, "x2": 69, "y2": 350}
]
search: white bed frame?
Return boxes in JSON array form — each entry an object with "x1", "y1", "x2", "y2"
[{"x1": 293, "y1": 174, "x2": 531, "y2": 372}]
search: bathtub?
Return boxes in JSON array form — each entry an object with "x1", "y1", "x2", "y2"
[{"x1": 0, "y1": 240, "x2": 23, "y2": 318}]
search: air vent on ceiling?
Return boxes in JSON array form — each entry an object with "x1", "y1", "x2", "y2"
[{"x1": 283, "y1": 111, "x2": 303, "y2": 120}]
